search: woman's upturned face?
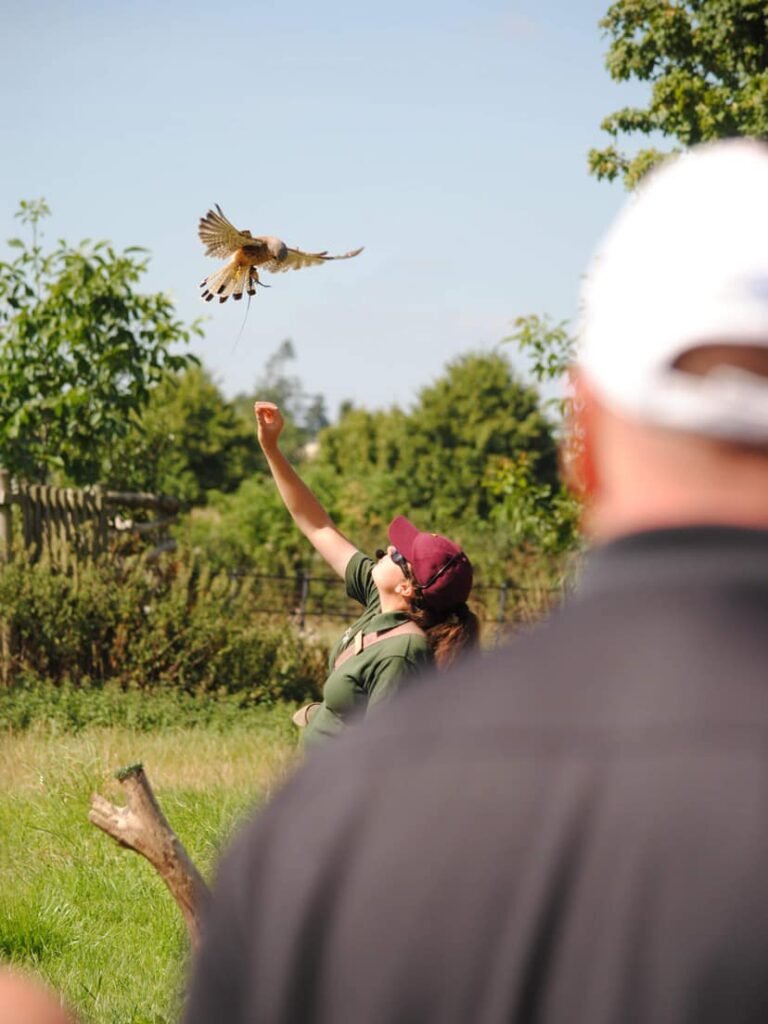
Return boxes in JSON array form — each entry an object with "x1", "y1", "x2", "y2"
[{"x1": 372, "y1": 545, "x2": 411, "y2": 594}]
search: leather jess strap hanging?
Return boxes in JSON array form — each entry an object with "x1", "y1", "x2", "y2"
[{"x1": 333, "y1": 621, "x2": 426, "y2": 671}]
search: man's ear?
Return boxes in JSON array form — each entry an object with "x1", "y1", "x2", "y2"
[{"x1": 562, "y1": 369, "x2": 600, "y2": 501}]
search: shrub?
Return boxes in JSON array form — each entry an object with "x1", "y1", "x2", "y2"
[{"x1": 0, "y1": 549, "x2": 327, "y2": 701}]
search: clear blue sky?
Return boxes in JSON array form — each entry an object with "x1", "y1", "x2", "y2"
[{"x1": 0, "y1": 0, "x2": 647, "y2": 417}]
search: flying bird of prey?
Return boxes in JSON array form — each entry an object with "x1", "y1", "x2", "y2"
[{"x1": 198, "y1": 205, "x2": 364, "y2": 303}]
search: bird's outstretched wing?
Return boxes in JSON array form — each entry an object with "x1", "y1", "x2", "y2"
[
  {"x1": 198, "y1": 205, "x2": 255, "y2": 259},
  {"x1": 264, "y1": 246, "x2": 364, "y2": 273}
]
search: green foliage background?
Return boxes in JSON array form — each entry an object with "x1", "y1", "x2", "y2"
[
  {"x1": 0, "y1": 550, "x2": 327, "y2": 702},
  {"x1": 103, "y1": 365, "x2": 262, "y2": 506},
  {"x1": 589, "y1": 0, "x2": 768, "y2": 188},
  {"x1": 2, "y1": 11, "x2": 766, "y2": 1020},
  {"x1": 0, "y1": 204, "x2": 581, "y2": 698},
  {"x1": 177, "y1": 347, "x2": 579, "y2": 594},
  {"x1": 0, "y1": 201, "x2": 200, "y2": 485}
]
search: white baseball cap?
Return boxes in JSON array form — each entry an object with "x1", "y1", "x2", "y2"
[{"x1": 577, "y1": 139, "x2": 768, "y2": 442}]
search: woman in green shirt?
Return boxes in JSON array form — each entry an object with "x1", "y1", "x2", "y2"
[{"x1": 254, "y1": 401, "x2": 479, "y2": 747}]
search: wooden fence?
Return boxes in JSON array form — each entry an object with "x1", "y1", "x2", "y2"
[
  {"x1": 0, "y1": 468, "x2": 181, "y2": 685},
  {"x1": 0, "y1": 467, "x2": 179, "y2": 565}
]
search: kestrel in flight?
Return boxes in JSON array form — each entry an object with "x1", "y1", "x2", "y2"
[{"x1": 198, "y1": 205, "x2": 364, "y2": 303}]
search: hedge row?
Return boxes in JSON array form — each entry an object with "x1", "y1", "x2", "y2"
[{"x1": 0, "y1": 550, "x2": 328, "y2": 703}]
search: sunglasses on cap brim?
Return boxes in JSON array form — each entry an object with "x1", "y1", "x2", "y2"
[
  {"x1": 375, "y1": 548, "x2": 465, "y2": 590},
  {"x1": 416, "y1": 551, "x2": 465, "y2": 590}
]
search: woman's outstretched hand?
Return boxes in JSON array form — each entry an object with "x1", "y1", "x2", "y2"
[{"x1": 254, "y1": 401, "x2": 284, "y2": 451}]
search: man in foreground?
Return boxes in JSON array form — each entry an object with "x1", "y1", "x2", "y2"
[{"x1": 184, "y1": 139, "x2": 768, "y2": 1023}]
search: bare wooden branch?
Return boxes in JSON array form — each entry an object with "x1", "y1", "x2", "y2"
[
  {"x1": 115, "y1": 516, "x2": 178, "y2": 536},
  {"x1": 89, "y1": 763, "x2": 209, "y2": 947},
  {"x1": 104, "y1": 491, "x2": 180, "y2": 514}
]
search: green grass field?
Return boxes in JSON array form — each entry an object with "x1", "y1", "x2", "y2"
[{"x1": 0, "y1": 707, "x2": 299, "y2": 1023}]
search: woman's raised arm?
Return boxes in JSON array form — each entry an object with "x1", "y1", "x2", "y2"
[{"x1": 254, "y1": 401, "x2": 357, "y2": 579}]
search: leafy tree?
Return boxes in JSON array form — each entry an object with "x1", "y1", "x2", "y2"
[
  {"x1": 403, "y1": 352, "x2": 559, "y2": 523},
  {"x1": 317, "y1": 351, "x2": 558, "y2": 527},
  {"x1": 103, "y1": 364, "x2": 262, "y2": 505},
  {"x1": 483, "y1": 451, "x2": 580, "y2": 557},
  {"x1": 589, "y1": 0, "x2": 768, "y2": 187},
  {"x1": 495, "y1": 315, "x2": 582, "y2": 560},
  {"x1": 313, "y1": 404, "x2": 410, "y2": 546},
  {"x1": 177, "y1": 460, "x2": 345, "y2": 575},
  {"x1": 233, "y1": 339, "x2": 330, "y2": 460},
  {"x1": 505, "y1": 314, "x2": 575, "y2": 389},
  {"x1": 180, "y1": 349, "x2": 575, "y2": 598},
  {"x1": 0, "y1": 200, "x2": 201, "y2": 484}
]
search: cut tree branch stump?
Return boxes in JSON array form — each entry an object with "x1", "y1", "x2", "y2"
[{"x1": 89, "y1": 763, "x2": 209, "y2": 948}]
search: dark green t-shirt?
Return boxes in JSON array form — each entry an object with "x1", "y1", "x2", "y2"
[{"x1": 303, "y1": 552, "x2": 432, "y2": 748}]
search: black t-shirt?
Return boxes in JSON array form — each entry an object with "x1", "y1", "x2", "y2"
[{"x1": 184, "y1": 528, "x2": 768, "y2": 1024}]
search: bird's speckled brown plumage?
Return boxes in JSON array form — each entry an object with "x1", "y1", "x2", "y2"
[{"x1": 198, "y1": 204, "x2": 363, "y2": 303}]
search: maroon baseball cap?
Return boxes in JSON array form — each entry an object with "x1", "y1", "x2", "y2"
[{"x1": 388, "y1": 516, "x2": 473, "y2": 612}]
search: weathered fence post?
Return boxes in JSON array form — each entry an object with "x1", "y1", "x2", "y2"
[
  {"x1": 297, "y1": 571, "x2": 310, "y2": 631},
  {"x1": 0, "y1": 468, "x2": 11, "y2": 686},
  {"x1": 89, "y1": 763, "x2": 209, "y2": 948},
  {"x1": 495, "y1": 581, "x2": 508, "y2": 645},
  {"x1": 0, "y1": 468, "x2": 10, "y2": 564}
]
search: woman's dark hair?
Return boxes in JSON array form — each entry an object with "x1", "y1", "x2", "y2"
[{"x1": 407, "y1": 601, "x2": 480, "y2": 669}]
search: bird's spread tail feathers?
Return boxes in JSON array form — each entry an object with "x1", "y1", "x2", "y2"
[{"x1": 199, "y1": 263, "x2": 261, "y2": 303}]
